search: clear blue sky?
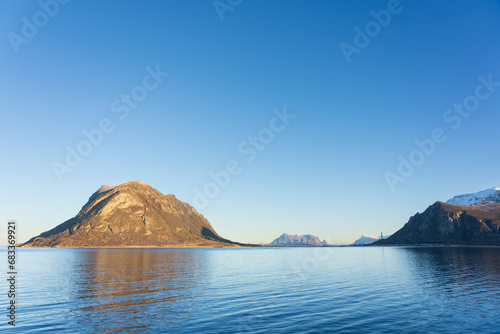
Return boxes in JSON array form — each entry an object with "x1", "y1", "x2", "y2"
[{"x1": 1, "y1": 0, "x2": 500, "y2": 245}]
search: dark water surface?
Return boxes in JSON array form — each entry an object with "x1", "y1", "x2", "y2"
[{"x1": 1, "y1": 247, "x2": 499, "y2": 333}]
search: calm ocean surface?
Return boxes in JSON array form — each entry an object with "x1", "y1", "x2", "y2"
[{"x1": 1, "y1": 246, "x2": 499, "y2": 333}]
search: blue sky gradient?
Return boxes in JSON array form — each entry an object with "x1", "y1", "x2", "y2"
[{"x1": 1, "y1": 0, "x2": 500, "y2": 244}]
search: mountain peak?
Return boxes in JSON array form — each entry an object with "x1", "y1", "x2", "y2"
[
  {"x1": 23, "y1": 181, "x2": 237, "y2": 248},
  {"x1": 96, "y1": 180, "x2": 150, "y2": 193}
]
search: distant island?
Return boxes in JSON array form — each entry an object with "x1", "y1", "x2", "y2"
[
  {"x1": 375, "y1": 188, "x2": 500, "y2": 246},
  {"x1": 352, "y1": 234, "x2": 389, "y2": 245},
  {"x1": 22, "y1": 181, "x2": 246, "y2": 248},
  {"x1": 270, "y1": 233, "x2": 328, "y2": 246}
]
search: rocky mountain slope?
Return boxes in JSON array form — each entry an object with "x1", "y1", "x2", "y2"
[
  {"x1": 270, "y1": 233, "x2": 328, "y2": 246},
  {"x1": 375, "y1": 199, "x2": 500, "y2": 245},
  {"x1": 22, "y1": 181, "x2": 240, "y2": 248}
]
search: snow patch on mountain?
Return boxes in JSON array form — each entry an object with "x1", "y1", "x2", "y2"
[{"x1": 446, "y1": 187, "x2": 500, "y2": 206}]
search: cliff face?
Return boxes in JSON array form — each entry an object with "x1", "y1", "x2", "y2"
[
  {"x1": 270, "y1": 233, "x2": 328, "y2": 246},
  {"x1": 376, "y1": 201, "x2": 500, "y2": 245},
  {"x1": 23, "y1": 181, "x2": 237, "y2": 247}
]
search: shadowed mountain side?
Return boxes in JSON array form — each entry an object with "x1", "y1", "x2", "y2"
[
  {"x1": 375, "y1": 201, "x2": 500, "y2": 245},
  {"x1": 22, "y1": 181, "x2": 251, "y2": 248}
]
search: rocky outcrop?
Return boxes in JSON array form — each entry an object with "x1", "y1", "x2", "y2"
[
  {"x1": 375, "y1": 201, "x2": 500, "y2": 245},
  {"x1": 22, "y1": 181, "x2": 240, "y2": 248},
  {"x1": 270, "y1": 233, "x2": 328, "y2": 246}
]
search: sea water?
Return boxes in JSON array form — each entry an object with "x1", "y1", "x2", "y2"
[{"x1": 1, "y1": 246, "x2": 499, "y2": 333}]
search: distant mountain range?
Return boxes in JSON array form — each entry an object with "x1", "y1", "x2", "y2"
[
  {"x1": 22, "y1": 181, "x2": 243, "y2": 248},
  {"x1": 270, "y1": 233, "x2": 328, "y2": 246},
  {"x1": 376, "y1": 188, "x2": 500, "y2": 245}
]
